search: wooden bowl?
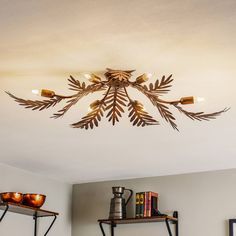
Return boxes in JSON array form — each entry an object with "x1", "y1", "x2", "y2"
[
  {"x1": 23, "y1": 194, "x2": 46, "y2": 208},
  {"x1": 0, "y1": 192, "x2": 23, "y2": 204}
]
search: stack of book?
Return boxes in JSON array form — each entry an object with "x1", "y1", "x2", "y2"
[{"x1": 135, "y1": 192, "x2": 158, "y2": 218}]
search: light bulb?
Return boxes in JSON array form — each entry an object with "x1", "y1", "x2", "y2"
[
  {"x1": 145, "y1": 73, "x2": 153, "y2": 79},
  {"x1": 196, "y1": 97, "x2": 205, "y2": 102},
  {"x1": 32, "y1": 89, "x2": 40, "y2": 95},
  {"x1": 84, "y1": 73, "x2": 92, "y2": 80}
]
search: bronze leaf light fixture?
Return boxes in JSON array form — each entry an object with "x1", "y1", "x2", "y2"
[{"x1": 6, "y1": 68, "x2": 228, "y2": 130}]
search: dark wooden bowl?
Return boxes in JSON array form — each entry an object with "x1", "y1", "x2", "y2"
[
  {"x1": 23, "y1": 194, "x2": 46, "y2": 208},
  {"x1": 0, "y1": 192, "x2": 23, "y2": 204}
]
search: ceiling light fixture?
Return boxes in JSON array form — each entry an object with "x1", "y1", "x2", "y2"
[{"x1": 6, "y1": 68, "x2": 228, "y2": 130}]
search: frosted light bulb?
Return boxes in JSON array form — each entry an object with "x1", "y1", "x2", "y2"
[
  {"x1": 196, "y1": 97, "x2": 205, "y2": 102},
  {"x1": 145, "y1": 73, "x2": 153, "y2": 79},
  {"x1": 84, "y1": 73, "x2": 92, "y2": 80},
  {"x1": 32, "y1": 89, "x2": 40, "y2": 95}
]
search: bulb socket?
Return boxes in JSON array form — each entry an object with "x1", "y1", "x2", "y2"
[
  {"x1": 88, "y1": 74, "x2": 101, "y2": 84},
  {"x1": 180, "y1": 96, "x2": 194, "y2": 105},
  {"x1": 89, "y1": 100, "x2": 100, "y2": 110},
  {"x1": 134, "y1": 100, "x2": 144, "y2": 109},
  {"x1": 41, "y1": 89, "x2": 55, "y2": 98},
  {"x1": 136, "y1": 74, "x2": 149, "y2": 84}
]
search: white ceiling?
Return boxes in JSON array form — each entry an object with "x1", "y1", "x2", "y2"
[{"x1": 0, "y1": 0, "x2": 235, "y2": 184}]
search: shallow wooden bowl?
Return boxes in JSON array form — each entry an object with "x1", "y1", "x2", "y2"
[
  {"x1": 0, "y1": 192, "x2": 23, "y2": 204},
  {"x1": 23, "y1": 194, "x2": 46, "y2": 208}
]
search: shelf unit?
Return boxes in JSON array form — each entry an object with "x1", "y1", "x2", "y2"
[
  {"x1": 0, "y1": 202, "x2": 58, "y2": 236},
  {"x1": 98, "y1": 211, "x2": 178, "y2": 236}
]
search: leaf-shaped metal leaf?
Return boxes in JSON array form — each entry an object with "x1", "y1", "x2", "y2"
[
  {"x1": 174, "y1": 105, "x2": 229, "y2": 121},
  {"x1": 104, "y1": 87, "x2": 128, "y2": 125},
  {"x1": 128, "y1": 101, "x2": 159, "y2": 127},
  {"x1": 71, "y1": 103, "x2": 105, "y2": 129},
  {"x1": 6, "y1": 92, "x2": 63, "y2": 111}
]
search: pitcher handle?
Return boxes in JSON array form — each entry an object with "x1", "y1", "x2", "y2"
[{"x1": 124, "y1": 189, "x2": 133, "y2": 206}]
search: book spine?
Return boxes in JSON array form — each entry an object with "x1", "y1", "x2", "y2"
[
  {"x1": 135, "y1": 193, "x2": 140, "y2": 218},
  {"x1": 151, "y1": 192, "x2": 158, "y2": 216},
  {"x1": 139, "y1": 192, "x2": 144, "y2": 217},
  {"x1": 143, "y1": 192, "x2": 147, "y2": 217},
  {"x1": 151, "y1": 192, "x2": 158, "y2": 198},
  {"x1": 147, "y1": 191, "x2": 151, "y2": 217}
]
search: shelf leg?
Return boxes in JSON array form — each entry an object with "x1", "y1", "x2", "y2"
[
  {"x1": 44, "y1": 215, "x2": 57, "y2": 236},
  {"x1": 111, "y1": 223, "x2": 116, "y2": 236},
  {"x1": 165, "y1": 219, "x2": 172, "y2": 236},
  {"x1": 34, "y1": 216, "x2": 38, "y2": 236},
  {"x1": 176, "y1": 221, "x2": 179, "y2": 236},
  {"x1": 173, "y1": 211, "x2": 179, "y2": 236},
  {"x1": 99, "y1": 222, "x2": 106, "y2": 236},
  {"x1": 0, "y1": 205, "x2": 9, "y2": 222}
]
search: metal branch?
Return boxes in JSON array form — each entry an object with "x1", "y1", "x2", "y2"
[
  {"x1": 6, "y1": 92, "x2": 65, "y2": 111},
  {"x1": 130, "y1": 83, "x2": 179, "y2": 105},
  {"x1": 130, "y1": 83, "x2": 178, "y2": 130},
  {"x1": 52, "y1": 83, "x2": 106, "y2": 118},
  {"x1": 71, "y1": 86, "x2": 111, "y2": 129},
  {"x1": 174, "y1": 105, "x2": 229, "y2": 121}
]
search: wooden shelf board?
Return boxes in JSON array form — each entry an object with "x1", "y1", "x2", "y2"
[
  {"x1": 98, "y1": 216, "x2": 177, "y2": 225},
  {"x1": 0, "y1": 202, "x2": 58, "y2": 217}
]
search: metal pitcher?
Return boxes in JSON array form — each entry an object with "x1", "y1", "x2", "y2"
[{"x1": 109, "y1": 186, "x2": 133, "y2": 219}]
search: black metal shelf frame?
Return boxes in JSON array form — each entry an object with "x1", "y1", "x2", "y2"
[
  {"x1": 0, "y1": 203, "x2": 58, "y2": 236},
  {"x1": 98, "y1": 211, "x2": 178, "y2": 236}
]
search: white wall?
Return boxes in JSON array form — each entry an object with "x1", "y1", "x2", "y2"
[
  {"x1": 0, "y1": 163, "x2": 72, "y2": 236},
  {"x1": 72, "y1": 169, "x2": 236, "y2": 236}
]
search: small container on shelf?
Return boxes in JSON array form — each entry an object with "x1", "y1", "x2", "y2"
[
  {"x1": 0, "y1": 192, "x2": 23, "y2": 204},
  {"x1": 23, "y1": 193, "x2": 46, "y2": 208}
]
